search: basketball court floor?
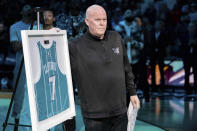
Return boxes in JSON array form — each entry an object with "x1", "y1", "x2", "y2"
[{"x1": 1, "y1": 90, "x2": 196, "y2": 131}]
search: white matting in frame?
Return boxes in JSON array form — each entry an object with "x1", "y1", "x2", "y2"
[{"x1": 21, "y1": 30, "x2": 75, "y2": 131}]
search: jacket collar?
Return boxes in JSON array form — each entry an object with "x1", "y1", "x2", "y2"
[{"x1": 85, "y1": 30, "x2": 109, "y2": 41}]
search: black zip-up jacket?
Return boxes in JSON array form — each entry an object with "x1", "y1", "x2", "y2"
[{"x1": 69, "y1": 30, "x2": 136, "y2": 118}]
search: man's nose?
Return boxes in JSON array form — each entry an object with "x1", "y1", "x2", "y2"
[{"x1": 100, "y1": 20, "x2": 105, "y2": 25}]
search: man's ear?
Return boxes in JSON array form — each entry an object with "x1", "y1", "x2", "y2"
[
  {"x1": 85, "y1": 18, "x2": 89, "y2": 26},
  {"x1": 53, "y1": 17, "x2": 56, "y2": 22}
]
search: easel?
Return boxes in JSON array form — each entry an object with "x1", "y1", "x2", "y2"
[{"x1": 3, "y1": 7, "x2": 41, "y2": 131}]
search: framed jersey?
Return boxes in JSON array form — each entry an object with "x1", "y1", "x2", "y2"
[{"x1": 21, "y1": 30, "x2": 75, "y2": 131}]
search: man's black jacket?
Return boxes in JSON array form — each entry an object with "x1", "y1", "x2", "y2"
[{"x1": 69, "y1": 30, "x2": 136, "y2": 118}]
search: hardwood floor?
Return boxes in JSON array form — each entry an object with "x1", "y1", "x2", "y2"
[
  {"x1": 1, "y1": 89, "x2": 197, "y2": 131},
  {"x1": 137, "y1": 89, "x2": 197, "y2": 131}
]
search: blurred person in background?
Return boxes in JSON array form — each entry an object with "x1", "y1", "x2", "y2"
[
  {"x1": 56, "y1": 0, "x2": 86, "y2": 41},
  {"x1": 0, "y1": 17, "x2": 9, "y2": 62},
  {"x1": 131, "y1": 16, "x2": 150, "y2": 102},
  {"x1": 187, "y1": 3, "x2": 197, "y2": 94},
  {"x1": 118, "y1": 9, "x2": 136, "y2": 63},
  {"x1": 150, "y1": 20, "x2": 168, "y2": 91},
  {"x1": 111, "y1": 8, "x2": 123, "y2": 32},
  {"x1": 176, "y1": 7, "x2": 193, "y2": 96},
  {"x1": 9, "y1": 4, "x2": 33, "y2": 131}
]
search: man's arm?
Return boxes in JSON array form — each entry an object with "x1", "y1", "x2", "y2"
[
  {"x1": 9, "y1": 25, "x2": 22, "y2": 52},
  {"x1": 122, "y1": 40, "x2": 140, "y2": 109}
]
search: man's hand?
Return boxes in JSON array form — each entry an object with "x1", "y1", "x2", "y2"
[
  {"x1": 50, "y1": 27, "x2": 61, "y2": 32},
  {"x1": 130, "y1": 95, "x2": 140, "y2": 109}
]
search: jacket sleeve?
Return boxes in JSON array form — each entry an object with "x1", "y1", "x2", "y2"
[
  {"x1": 68, "y1": 41, "x2": 78, "y2": 91},
  {"x1": 68, "y1": 41, "x2": 76, "y2": 72},
  {"x1": 121, "y1": 40, "x2": 137, "y2": 96}
]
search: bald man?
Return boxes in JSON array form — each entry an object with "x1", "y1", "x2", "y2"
[{"x1": 69, "y1": 5, "x2": 140, "y2": 131}]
